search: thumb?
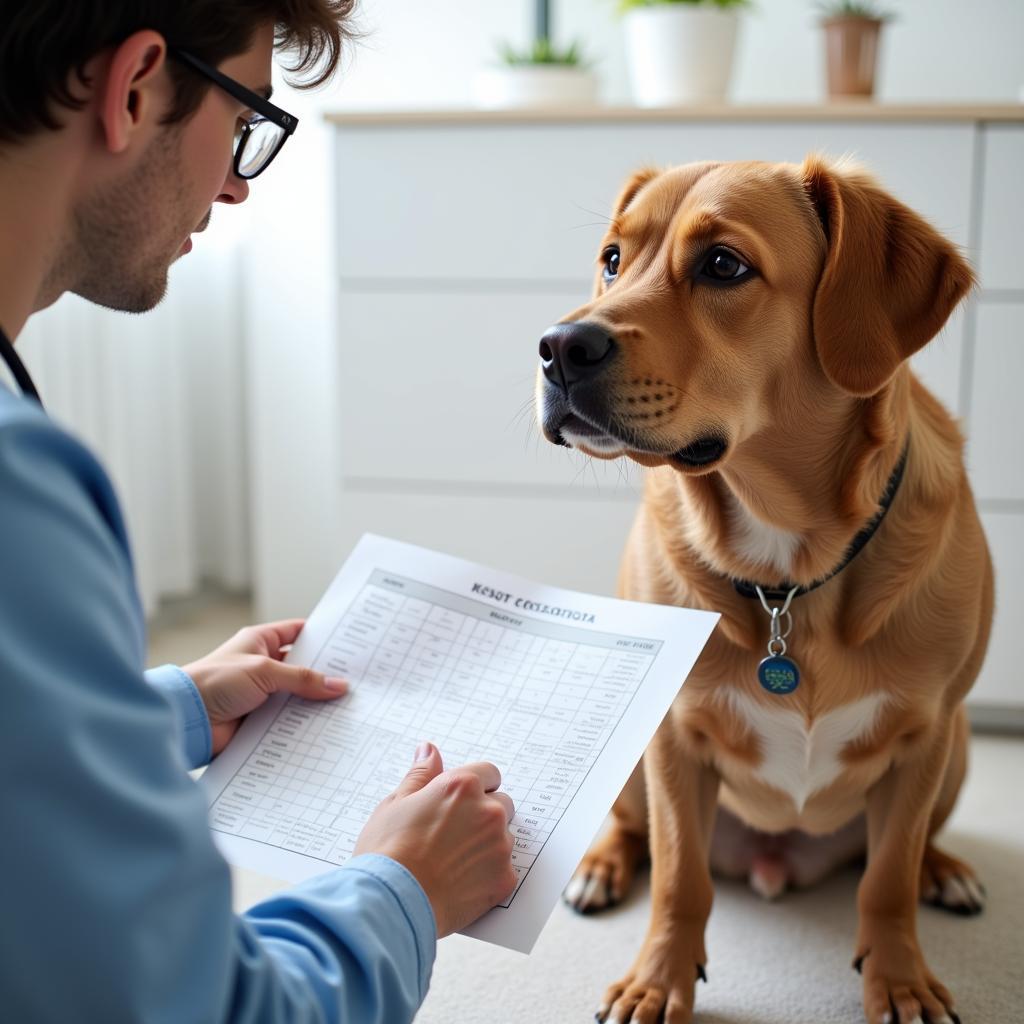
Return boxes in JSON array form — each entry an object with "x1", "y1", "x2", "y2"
[
  {"x1": 391, "y1": 742, "x2": 443, "y2": 797},
  {"x1": 260, "y1": 660, "x2": 349, "y2": 700}
]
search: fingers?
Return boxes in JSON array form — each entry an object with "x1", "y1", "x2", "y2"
[
  {"x1": 254, "y1": 618, "x2": 307, "y2": 655},
  {"x1": 391, "y1": 742, "x2": 445, "y2": 797},
  {"x1": 230, "y1": 619, "x2": 307, "y2": 658},
  {"x1": 456, "y1": 761, "x2": 503, "y2": 794},
  {"x1": 490, "y1": 790, "x2": 515, "y2": 822},
  {"x1": 393, "y1": 752, "x2": 512, "y2": 812},
  {"x1": 260, "y1": 659, "x2": 348, "y2": 700}
]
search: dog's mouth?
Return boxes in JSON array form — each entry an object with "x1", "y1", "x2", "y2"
[
  {"x1": 670, "y1": 437, "x2": 728, "y2": 468},
  {"x1": 554, "y1": 411, "x2": 728, "y2": 470},
  {"x1": 556, "y1": 412, "x2": 629, "y2": 454}
]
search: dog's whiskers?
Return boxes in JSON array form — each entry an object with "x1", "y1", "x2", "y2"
[
  {"x1": 570, "y1": 201, "x2": 612, "y2": 225},
  {"x1": 508, "y1": 396, "x2": 537, "y2": 433}
]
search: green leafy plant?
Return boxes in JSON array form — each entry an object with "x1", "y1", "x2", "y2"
[
  {"x1": 495, "y1": 0, "x2": 589, "y2": 67},
  {"x1": 498, "y1": 38, "x2": 586, "y2": 67},
  {"x1": 815, "y1": 0, "x2": 895, "y2": 19},
  {"x1": 617, "y1": 0, "x2": 750, "y2": 12}
]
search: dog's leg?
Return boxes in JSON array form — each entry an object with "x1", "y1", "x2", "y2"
[
  {"x1": 596, "y1": 724, "x2": 718, "y2": 1024},
  {"x1": 854, "y1": 722, "x2": 962, "y2": 1024},
  {"x1": 920, "y1": 706, "x2": 985, "y2": 915},
  {"x1": 564, "y1": 756, "x2": 648, "y2": 913}
]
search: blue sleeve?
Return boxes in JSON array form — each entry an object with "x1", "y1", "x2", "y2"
[
  {"x1": 146, "y1": 663, "x2": 214, "y2": 770},
  {"x1": 0, "y1": 399, "x2": 436, "y2": 1023},
  {"x1": 237, "y1": 855, "x2": 436, "y2": 1021}
]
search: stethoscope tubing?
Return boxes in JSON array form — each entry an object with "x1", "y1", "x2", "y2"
[{"x1": 0, "y1": 327, "x2": 44, "y2": 407}]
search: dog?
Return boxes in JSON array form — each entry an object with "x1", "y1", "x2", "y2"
[{"x1": 535, "y1": 155, "x2": 993, "y2": 1024}]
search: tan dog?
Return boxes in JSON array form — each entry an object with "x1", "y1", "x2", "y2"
[{"x1": 535, "y1": 156, "x2": 992, "y2": 1024}]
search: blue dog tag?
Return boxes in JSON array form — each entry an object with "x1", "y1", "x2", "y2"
[{"x1": 758, "y1": 655, "x2": 800, "y2": 695}]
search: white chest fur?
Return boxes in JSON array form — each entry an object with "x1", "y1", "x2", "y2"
[
  {"x1": 719, "y1": 688, "x2": 889, "y2": 811},
  {"x1": 727, "y1": 496, "x2": 802, "y2": 578}
]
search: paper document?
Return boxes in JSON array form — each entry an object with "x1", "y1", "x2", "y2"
[{"x1": 202, "y1": 534, "x2": 718, "y2": 952}]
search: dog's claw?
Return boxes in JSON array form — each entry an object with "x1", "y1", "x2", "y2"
[
  {"x1": 697, "y1": 963, "x2": 708, "y2": 984},
  {"x1": 920, "y1": 847, "x2": 985, "y2": 916},
  {"x1": 853, "y1": 952, "x2": 867, "y2": 974}
]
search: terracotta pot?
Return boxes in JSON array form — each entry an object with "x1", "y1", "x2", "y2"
[{"x1": 822, "y1": 16, "x2": 883, "y2": 98}]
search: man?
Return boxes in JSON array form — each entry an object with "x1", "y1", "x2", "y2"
[{"x1": 0, "y1": 3, "x2": 516, "y2": 1021}]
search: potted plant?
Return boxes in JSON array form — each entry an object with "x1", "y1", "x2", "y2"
[
  {"x1": 816, "y1": 1, "x2": 894, "y2": 99},
  {"x1": 474, "y1": 0, "x2": 598, "y2": 109},
  {"x1": 619, "y1": 0, "x2": 749, "y2": 107}
]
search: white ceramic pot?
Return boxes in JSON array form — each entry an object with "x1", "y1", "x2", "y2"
[
  {"x1": 473, "y1": 65, "x2": 599, "y2": 109},
  {"x1": 624, "y1": 5, "x2": 740, "y2": 106}
]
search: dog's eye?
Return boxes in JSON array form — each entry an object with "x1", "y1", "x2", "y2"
[
  {"x1": 699, "y1": 247, "x2": 751, "y2": 284},
  {"x1": 602, "y1": 246, "x2": 620, "y2": 283}
]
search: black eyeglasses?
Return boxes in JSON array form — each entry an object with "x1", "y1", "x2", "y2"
[{"x1": 168, "y1": 48, "x2": 299, "y2": 180}]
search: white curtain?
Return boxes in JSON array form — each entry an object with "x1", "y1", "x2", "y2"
[{"x1": 15, "y1": 231, "x2": 251, "y2": 617}]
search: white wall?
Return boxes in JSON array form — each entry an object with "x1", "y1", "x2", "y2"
[
  {"x1": 19, "y1": 218, "x2": 251, "y2": 617},
  {"x1": 322, "y1": 0, "x2": 1024, "y2": 110},
  {"x1": 240, "y1": 0, "x2": 1022, "y2": 621}
]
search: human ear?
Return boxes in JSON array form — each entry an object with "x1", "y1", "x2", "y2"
[{"x1": 98, "y1": 30, "x2": 170, "y2": 155}]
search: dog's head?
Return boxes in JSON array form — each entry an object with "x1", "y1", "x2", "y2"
[{"x1": 536, "y1": 156, "x2": 974, "y2": 473}]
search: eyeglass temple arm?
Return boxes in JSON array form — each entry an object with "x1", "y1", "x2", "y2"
[{"x1": 169, "y1": 47, "x2": 299, "y2": 134}]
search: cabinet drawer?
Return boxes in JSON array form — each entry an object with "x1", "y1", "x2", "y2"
[
  {"x1": 911, "y1": 303, "x2": 966, "y2": 417},
  {"x1": 335, "y1": 123, "x2": 973, "y2": 283},
  {"x1": 337, "y1": 288, "x2": 647, "y2": 490},
  {"x1": 965, "y1": 302, "x2": 1024, "y2": 501},
  {"x1": 978, "y1": 126, "x2": 1024, "y2": 291},
  {"x1": 336, "y1": 292, "x2": 976, "y2": 491},
  {"x1": 332, "y1": 489, "x2": 641, "y2": 599},
  {"x1": 972, "y1": 512, "x2": 1024, "y2": 708}
]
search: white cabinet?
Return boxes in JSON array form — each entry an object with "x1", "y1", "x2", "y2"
[
  {"x1": 978, "y1": 127, "x2": 1024, "y2": 291},
  {"x1": 247, "y1": 105, "x2": 1023, "y2": 719},
  {"x1": 336, "y1": 289, "x2": 594, "y2": 486},
  {"x1": 911, "y1": 304, "x2": 965, "y2": 418},
  {"x1": 328, "y1": 491, "x2": 641, "y2": 601},
  {"x1": 975, "y1": 513, "x2": 1024, "y2": 708},
  {"x1": 335, "y1": 120, "x2": 975, "y2": 283},
  {"x1": 966, "y1": 303, "x2": 1024, "y2": 502}
]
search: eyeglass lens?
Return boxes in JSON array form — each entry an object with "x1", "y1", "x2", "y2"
[{"x1": 237, "y1": 119, "x2": 286, "y2": 178}]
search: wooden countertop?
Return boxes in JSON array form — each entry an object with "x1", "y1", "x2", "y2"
[{"x1": 325, "y1": 103, "x2": 1024, "y2": 126}]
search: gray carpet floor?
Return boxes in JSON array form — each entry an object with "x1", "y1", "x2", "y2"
[{"x1": 233, "y1": 735, "x2": 1024, "y2": 1023}]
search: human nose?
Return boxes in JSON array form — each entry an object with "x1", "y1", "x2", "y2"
[{"x1": 216, "y1": 167, "x2": 250, "y2": 206}]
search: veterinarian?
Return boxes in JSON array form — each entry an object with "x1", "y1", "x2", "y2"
[{"x1": 0, "y1": 3, "x2": 517, "y2": 1021}]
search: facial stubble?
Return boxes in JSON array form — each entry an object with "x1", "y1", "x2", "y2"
[{"x1": 70, "y1": 124, "x2": 195, "y2": 314}]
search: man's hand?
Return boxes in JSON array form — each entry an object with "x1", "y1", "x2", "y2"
[
  {"x1": 354, "y1": 743, "x2": 517, "y2": 937},
  {"x1": 183, "y1": 619, "x2": 348, "y2": 755}
]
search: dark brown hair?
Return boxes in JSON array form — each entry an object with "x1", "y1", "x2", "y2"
[{"x1": 0, "y1": 1, "x2": 358, "y2": 142}]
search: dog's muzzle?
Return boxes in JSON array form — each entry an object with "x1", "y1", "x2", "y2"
[
  {"x1": 538, "y1": 321, "x2": 620, "y2": 446},
  {"x1": 539, "y1": 321, "x2": 617, "y2": 393}
]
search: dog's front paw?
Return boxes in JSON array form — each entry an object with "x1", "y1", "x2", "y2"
[
  {"x1": 920, "y1": 843, "x2": 985, "y2": 916},
  {"x1": 563, "y1": 824, "x2": 647, "y2": 914},
  {"x1": 595, "y1": 939, "x2": 706, "y2": 1024},
  {"x1": 855, "y1": 931, "x2": 959, "y2": 1024}
]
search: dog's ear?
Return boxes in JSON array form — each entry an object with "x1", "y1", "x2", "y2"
[
  {"x1": 801, "y1": 155, "x2": 974, "y2": 397},
  {"x1": 612, "y1": 167, "x2": 662, "y2": 218}
]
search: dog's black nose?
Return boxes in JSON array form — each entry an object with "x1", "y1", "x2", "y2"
[{"x1": 539, "y1": 322, "x2": 616, "y2": 391}]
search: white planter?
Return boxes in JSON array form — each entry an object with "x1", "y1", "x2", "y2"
[
  {"x1": 624, "y1": 5, "x2": 740, "y2": 106},
  {"x1": 473, "y1": 65, "x2": 599, "y2": 109}
]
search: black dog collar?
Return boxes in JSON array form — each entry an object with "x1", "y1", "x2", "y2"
[{"x1": 730, "y1": 439, "x2": 910, "y2": 602}]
